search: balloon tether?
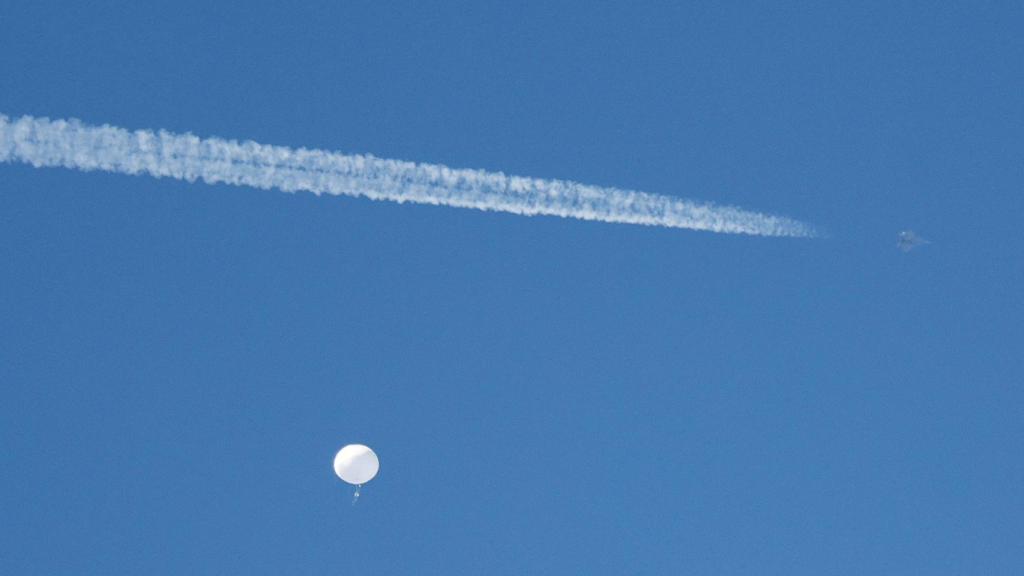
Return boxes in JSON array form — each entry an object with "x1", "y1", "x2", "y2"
[{"x1": 352, "y1": 484, "x2": 362, "y2": 505}]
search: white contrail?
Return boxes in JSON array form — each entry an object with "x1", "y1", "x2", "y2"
[{"x1": 0, "y1": 114, "x2": 816, "y2": 237}]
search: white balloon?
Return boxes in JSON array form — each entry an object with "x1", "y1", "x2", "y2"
[{"x1": 333, "y1": 444, "x2": 379, "y2": 485}]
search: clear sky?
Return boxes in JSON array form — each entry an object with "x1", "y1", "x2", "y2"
[{"x1": 2, "y1": 2, "x2": 1021, "y2": 573}]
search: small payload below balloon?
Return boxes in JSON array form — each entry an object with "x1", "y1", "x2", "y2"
[{"x1": 333, "y1": 444, "x2": 379, "y2": 485}]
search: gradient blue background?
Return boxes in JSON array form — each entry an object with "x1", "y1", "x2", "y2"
[{"x1": 2, "y1": 2, "x2": 1022, "y2": 573}]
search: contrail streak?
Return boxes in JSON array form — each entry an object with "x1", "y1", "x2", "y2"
[{"x1": 0, "y1": 114, "x2": 816, "y2": 237}]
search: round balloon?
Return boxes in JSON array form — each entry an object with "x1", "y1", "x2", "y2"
[{"x1": 333, "y1": 444, "x2": 379, "y2": 485}]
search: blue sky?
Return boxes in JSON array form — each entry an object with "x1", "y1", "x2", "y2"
[{"x1": 2, "y1": 2, "x2": 1022, "y2": 573}]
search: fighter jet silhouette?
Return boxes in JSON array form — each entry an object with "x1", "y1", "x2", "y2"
[{"x1": 897, "y1": 230, "x2": 929, "y2": 252}]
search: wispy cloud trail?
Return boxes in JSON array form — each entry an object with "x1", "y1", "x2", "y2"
[{"x1": 0, "y1": 114, "x2": 816, "y2": 237}]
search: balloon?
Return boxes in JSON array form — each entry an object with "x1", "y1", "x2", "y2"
[{"x1": 333, "y1": 444, "x2": 379, "y2": 485}]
